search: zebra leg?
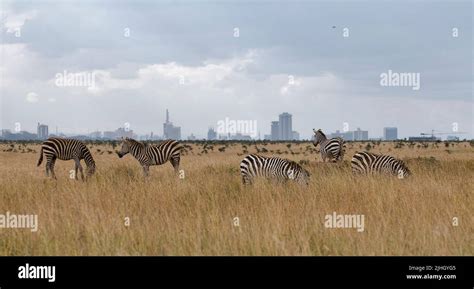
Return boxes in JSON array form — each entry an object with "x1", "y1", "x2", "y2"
[
  {"x1": 45, "y1": 160, "x2": 50, "y2": 177},
  {"x1": 241, "y1": 175, "x2": 252, "y2": 185},
  {"x1": 45, "y1": 155, "x2": 53, "y2": 177},
  {"x1": 74, "y1": 160, "x2": 79, "y2": 180},
  {"x1": 75, "y1": 159, "x2": 84, "y2": 181},
  {"x1": 142, "y1": 165, "x2": 150, "y2": 177},
  {"x1": 170, "y1": 156, "x2": 180, "y2": 173},
  {"x1": 49, "y1": 157, "x2": 57, "y2": 180}
]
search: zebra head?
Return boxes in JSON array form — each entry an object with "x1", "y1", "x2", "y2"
[
  {"x1": 287, "y1": 162, "x2": 311, "y2": 186},
  {"x1": 297, "y1": 168, "x2": 311, "y2": 186},
  {"x1": 396, "y1": 161, "x2": 411, "y2": 179},
  {"x1": 312, "y1": 128, "x2": 326, "y2": 145},
  {"x1": 86, "y1": 165, "x2": 96, "y2": 177},
  {"x1": 117, "y1": 138, "x2": 131, "y2": 158}
]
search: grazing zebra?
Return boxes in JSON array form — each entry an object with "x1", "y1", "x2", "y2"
[
  {"x1": 351, "y1": 151, "x2": 411, "y2": 178},
  {"x1": 312, "y1": 128, "x2": 345, "y2": 162},
  {"x1": 37, "y1": 137, "x2": 96, "y2": 180},
  {"x1": 117, "y1": 138, "x2": 182, "y2": 177},
  {"x1": 240, "y1": 154, "x2": 310, "y2": 185}
]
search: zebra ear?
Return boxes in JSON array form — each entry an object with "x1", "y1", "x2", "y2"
[{"x1": 313, "y1": 128, "x2": 316, "y2": 133}]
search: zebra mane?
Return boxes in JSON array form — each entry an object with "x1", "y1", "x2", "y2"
[
  {"x1": 288, "y1": 160, "x2": 302, "y2": 170},
  {"x1": 317, "y1": 129, "x2": 326, "y2": 138},
  {"x1": 125, "y1": 138, "x2": 145, "y2": 147},
  {"x1": 397, "y1": 158, "x2": 408, "y2": 167},
  {"x1": 313, "y1": 128, "x2": 326, "y2": 139}
]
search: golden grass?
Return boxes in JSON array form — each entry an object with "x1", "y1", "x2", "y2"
[{"x1": 0, "y1": 141, "x2": 473, "y2": 256}]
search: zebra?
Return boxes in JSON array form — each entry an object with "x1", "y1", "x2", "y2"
[
  {"x1": 351, "y1": 151, "x2": 411, "y2": 178},
  {"x1": 37, "y1": 137, "x2": 96, "y2": 180},
  {"x1": 116, "y1": 138, "x2": 182, "y2": 177},
  {"x1": 240, "y1": 154, "x2": 310, "y2": 185},
  {"x1": 312, "y1": 128, "x2": 345, "y2": 162}
]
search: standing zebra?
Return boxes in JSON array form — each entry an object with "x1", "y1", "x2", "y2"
[
  {"x1": 312, "y1": 128, "x2": 345, "y2": 162},
  {"x1": 351, "y1": 151, "x2": 411, "y2": 178},
  {"x1": 117, "y1": 138, "x2": 182, "y2": 177},
  {"x1": 37, "y1": 137, "x2": 96, "y2": 180},
  {"x1": 240, "y1": 154, "x2": 310, "y2": 185}
]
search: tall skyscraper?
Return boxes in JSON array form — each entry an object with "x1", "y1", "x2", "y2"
[
  {"x1": 278, "y1": 112, "x2": 292, "y2": 140},
  {"x1": 207, "y1": 127, "x2": 217, "y2": 140},
  {"x1": 163, "y1": 109, "x2": 181, "y2": 140},
  {"x1": 292, "y1": 131, "x2": 300, "y2": 141},
  {"x1": 271, "y1": 121, "x2": 280, "y2": 141},
  {"x1": 383, "y1": 127, "x2": 398, "y2": 140},
  {"x1": 37, "y1": 123, "x2": 49, "y2": 140},
  {"x1": 353, "y1": 128, "x2": 369, "y2": 141}
]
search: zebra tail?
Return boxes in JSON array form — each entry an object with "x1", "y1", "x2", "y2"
[{"x1": 37, "y1": 146, "x2": 44, "y2": 166}]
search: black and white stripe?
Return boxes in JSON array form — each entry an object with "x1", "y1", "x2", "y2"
[
  {"x1": 351, "y1": 151, "x2": 411, "y2": 178},
  {"x1": 117, "y1": 138, "x2": 182, "y2": 176},
  {"x1": 240, "y1": 154, "x2": 310, "y2": 185},
  {"x1": 37, "y1": 137, "x2": 96, "y2": 180},
  {"x1": 313, "y1": 129, "x2": 345, "y2": 162}
]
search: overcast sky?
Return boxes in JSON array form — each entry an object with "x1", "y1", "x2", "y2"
[{"x1": 1, "y1": 0, "x2": 472, "y2": 139}]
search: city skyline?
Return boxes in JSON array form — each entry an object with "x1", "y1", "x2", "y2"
[{"x1": 1, "y1": 116, "x2": 468, "y2": 141}]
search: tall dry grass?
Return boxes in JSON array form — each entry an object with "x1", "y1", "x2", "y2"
[{"x1": 0, "y1": 141, "x2": 473, "y2": 255}]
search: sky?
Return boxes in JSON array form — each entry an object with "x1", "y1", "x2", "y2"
[{"x1": 1, "y1": 0, "x2": 472, "y2": 139}]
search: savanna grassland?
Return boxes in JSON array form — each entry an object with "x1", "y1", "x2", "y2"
[{"x1": 0, "y1": 140, "x2": 473, "y2": 256}]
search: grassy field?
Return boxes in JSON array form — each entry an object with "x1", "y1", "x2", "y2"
[{"x1": 0, "y1": 141, "x2": 473, "y2": 256}]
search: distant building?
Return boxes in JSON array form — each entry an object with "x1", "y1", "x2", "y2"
[
  {"x1": 1, "y1": 129, "x2": 11, "y2": 139},
  {"x1": 263, "y1": 134, "x2": 272, "y2": 140},
  {"x1": 292, "y1": 131, "x2": 300, "y2": 141},
  {"x1": 408, "y1": 136, "x2": 438, "y2": 141},
  {"x1": 229, "y1": 133, "x2": 252, "y2": 140},
  {"x1": 271, "y1": 121, "x2": 280, "y2": 141},
  {"x1": 103, "y1": 131, "x2": 116, "y2": 139},
  {"x1": 383, "y1": 127, "x2": 398, "y2": 141},
  {"x1": 115, "y1": 127, "x2": 134, "y2": 139},
  {"x1": 163, "y1": 109, "x2": 181, "y2": 140},
  {"x1": 207, "y1": 127, "x2": 217, "y2": 140},
  {"x1": 278, "y1": 112, "x2": 292, "y2": 140},
  {"x1": 447, "y1": 135, "x2": 460, "y2": 141},
  {"x1": 187, "y1": 134, "x2": 197, "y2": 141},
  {"x1": 329, "y1": 130, "x2": 354, "y2": 141},
  {"x1": 89, "y1": 131, "x2": 102, "y2": 139},
  {"x1": 147, "y1": 131, "x2": 162, "y2": 141},
  {"x1": 353, "y1": 128, "x2": 369, "y2": 141},
  {"x1": 102, "y1": 127, "x2": 134, "y2": 140},
  {"x1": 329, "y1": 128, "x2": 368, "y2": 141},
  {"x1": 37, "y1": 123, "x2": 49, "y2": 140},
  {"x1": 1, "y1": 130, "x2": 37, "y2": 140}
]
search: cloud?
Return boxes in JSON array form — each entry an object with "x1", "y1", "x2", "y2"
[
  {"x1": 2, "y1": 9, "x2": 38, "y2": 33},
  {"x1": 26, "y1": 92, "x2": 39, "y2": 103},
  {"x1": 87, "y1": 50, "x2": 259, "y2": 95},
  {"x1": 0, "y1": 2, "x2": 471, "y2": 139}
]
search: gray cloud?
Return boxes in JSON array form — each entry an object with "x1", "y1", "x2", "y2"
[{"x1": 1, "y1": 0, "x2": 472, "y2": 139}]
